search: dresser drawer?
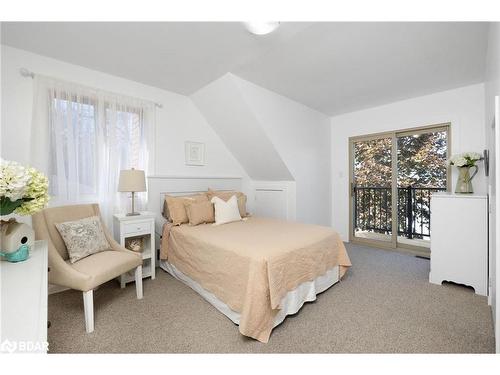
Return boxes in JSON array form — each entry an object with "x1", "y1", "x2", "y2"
[{"x1": 123, "y1": 221, "x2": 151, "y2": 235}]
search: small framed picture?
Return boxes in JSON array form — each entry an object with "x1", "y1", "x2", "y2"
[{"x1": 185, "y1": 141, "x2": 205, "y2": 166}]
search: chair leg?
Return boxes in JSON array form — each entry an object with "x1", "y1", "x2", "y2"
[
  {"x1": 83, "y1": 290, "x2": 94, "y2": 333},
  {"x1": 135, "y1": 265, "x2": 143, "y2": 299}
]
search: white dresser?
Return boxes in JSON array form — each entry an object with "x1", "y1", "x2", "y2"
[
  {"x1": 429, "y1": 193, "x2": 488, "y2": 296},
  {"x1": 0, "y1": 240, "x2": 48, "y2": 353}
]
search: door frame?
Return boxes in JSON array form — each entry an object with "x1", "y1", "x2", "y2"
[{"x1": 348, "y1": 122, "x2": 451, "y2": 256}]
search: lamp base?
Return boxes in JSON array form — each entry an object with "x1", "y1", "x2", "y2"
[{"x1": 126, "y1": 192, "x2": 140, "y2": 216}]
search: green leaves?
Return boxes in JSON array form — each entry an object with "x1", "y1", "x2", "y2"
[{"x1": 0, "y1": 196, "x2": 34, "y2": 216}]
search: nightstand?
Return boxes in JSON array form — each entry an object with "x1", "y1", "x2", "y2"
[{"x1": 113, "y1": 212, "x2": 155, "y2": 288}]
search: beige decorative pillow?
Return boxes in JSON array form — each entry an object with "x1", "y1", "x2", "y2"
[
  {"x1": 164, "y1": 193, "x2": 208, "y2": 225},
  {"x1": 185, "y1": 201, "x2": 215, "y2": 226},
  {"x1": 207, "y1": 189, "x2": 248, "y2": 217},
  {"x1": 55, "y1": 216, "x2": 110, "y2": 263}
]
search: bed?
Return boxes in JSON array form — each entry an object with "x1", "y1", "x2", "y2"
[{"x1": 148, "y1": 176, "x2": 351, "y2": 343}]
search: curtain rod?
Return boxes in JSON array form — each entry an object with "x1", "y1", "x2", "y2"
[{"x1": 19, "y1": 68, "x2": 163, "y2": 109}]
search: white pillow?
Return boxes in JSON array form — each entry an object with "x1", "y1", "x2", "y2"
[{"x1": 211, "y1": 195, "x2": 242, "y2": 225}]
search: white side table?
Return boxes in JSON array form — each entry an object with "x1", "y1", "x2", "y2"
[
  {"x1": 113, "y1": 212, "x2": 155, "y2": 288},
  {"x1": 0, "y1": 240, "x2": 48, "y2": 353}
]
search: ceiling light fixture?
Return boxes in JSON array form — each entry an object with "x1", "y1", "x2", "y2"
[{"x1": 244, "y1": 22, "x2": 280, "y2": 36}]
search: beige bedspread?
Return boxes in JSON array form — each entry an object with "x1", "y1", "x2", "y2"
[{"x1": 160, "y1": 217, "x2": 351, "y2": 343}]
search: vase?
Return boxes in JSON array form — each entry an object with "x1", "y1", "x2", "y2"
[
  {"x1": 0, "y1": 218, "x2": 35, "y2": 262},
  {"x1": 455, "y1": 165, "x2": 478, "y2": 194}
]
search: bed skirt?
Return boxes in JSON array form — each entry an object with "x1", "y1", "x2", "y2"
[{"x1": 159, "y1": 260, "x2": 340, "y2": 329}]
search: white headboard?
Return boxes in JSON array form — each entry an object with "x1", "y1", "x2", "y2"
[{"x1": 147, "y1": 175, "x2": 243, "y2": 235}]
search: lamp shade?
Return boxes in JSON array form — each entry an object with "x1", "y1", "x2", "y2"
[{"x1": 118, "y1": 169, "x2": 146, "y2": 192}]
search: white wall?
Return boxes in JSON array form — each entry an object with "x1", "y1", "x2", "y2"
[
  {"x1": 1, "y1": 45, "x2": 246, "y2": 180},
  {"x1": 192, "y1": 73, "x2": 331, "y2": 226},
  {"x1": 233, "y1": 76, "x2": 331, "y2": 226},
  {"x1": 484, "y1": 22, "x2": 500, "y2": 353},
  {"x1": 251, "y1": 180, "x2": 297, "y2": 222},
  {"x1": 331, "y1": 83, "x2": 486, "y2": 241},
  {"x1": 1, "y1": 46, "x2": 331, "y2": 225}
]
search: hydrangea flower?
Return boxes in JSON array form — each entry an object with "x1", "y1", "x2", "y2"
[
  {"x1": 453, "y1": 156, "x2": 468, "y2": 167},
  {"x1": 448, "y1": 152, "x2": 483, "y2": 168},
  {"x1": 0, "y1": 159, "x2": 50, "y2": 216},
  {"x1": 0, "y1": 159, "x2": 31, "y2": 201},
  {"x1": 463, "y1": 152, "x2": 482, "y2": 160},
  {"x1": 14, "y1": 167, "x2": 50, "y2": 215}
]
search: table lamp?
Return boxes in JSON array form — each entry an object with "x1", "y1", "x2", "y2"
[{"x1": 118, "y1": 168, "x2": 146, "y2": 216}]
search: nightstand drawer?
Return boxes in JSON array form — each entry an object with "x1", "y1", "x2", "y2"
[{"x1": 123, "y1": 221, "x2": 151, "y2": 235}]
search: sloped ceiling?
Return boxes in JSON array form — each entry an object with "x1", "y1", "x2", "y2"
[
  {"x1": 1, "y1": 22, "x2": 489, "y2": 115},
  {"x1": 191, "y1": 74, "x2": 294, "y2": 181},
  {"x1": 234, "y1": 22, "x2": 489, "y2": 115},
  {"x1": 0, "y1": 22, "x2": 310, "y2": 96}
]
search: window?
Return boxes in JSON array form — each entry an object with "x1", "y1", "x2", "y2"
[{"x1": 32, "y1": 76, "x2": 154, "y2": 225}]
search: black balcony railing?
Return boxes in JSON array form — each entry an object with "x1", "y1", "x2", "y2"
[{"x1": 353, "y1": 186, "x2": 446, "y2": 239}]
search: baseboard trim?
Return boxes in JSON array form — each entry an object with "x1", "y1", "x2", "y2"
[
  {"x1": 48, "y1": 284, "x2": 70, "y2": 295},
  {"x1": 350, "y1": 238, "x2": 430, "y2": 258}
]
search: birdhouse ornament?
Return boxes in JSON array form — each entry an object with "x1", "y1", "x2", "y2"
[
  {"x1": 0, "y1": 219, "x2": 35, "y2": 262},
  {"x1": 0, "y1": 159, "x2": 49, "y2": 262}
]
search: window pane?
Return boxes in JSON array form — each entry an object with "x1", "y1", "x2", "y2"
[
  {"x1": 50, "y1": 98, "x2": 97, "y2": 197},
  {"x1": 397, "y1": 130, "x2": 448, "y2": 245},
  {"x1": 397, "y1": 131, "x2": 448, "y2": 188},
  {"x1": 353, "y1": 137, "x2": 393, "y2": 242},
  {"x1": 106, "y1": 106, "x2": 144, "y2": 170}
]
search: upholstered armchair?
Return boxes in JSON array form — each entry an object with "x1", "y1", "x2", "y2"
[{"x1": 32, "y1": 204, "x2": 143, "y2": 333}]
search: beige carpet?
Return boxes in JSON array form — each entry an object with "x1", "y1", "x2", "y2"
[{"x1": 47, "y1": 243, "x2": 495, "y2": 353}]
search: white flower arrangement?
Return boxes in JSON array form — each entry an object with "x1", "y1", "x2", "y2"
[
  {"x1": 0, "y1": 159, "x2": 50, "y2": 216},
  {"x1": 448, "y1": 152, "x2": 482, "y2": 168}
]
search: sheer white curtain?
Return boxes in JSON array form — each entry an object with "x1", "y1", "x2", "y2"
[{"x1": 31, "y1": 76, "x2": 155, "y2": 227}]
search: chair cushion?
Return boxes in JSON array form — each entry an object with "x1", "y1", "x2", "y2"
[
  {"x1": 56, "y1": 216, "x2": 110, "y2": 263},
  {"x1": 68, "y1": 250, "x2": 142, "y2": 291},
  {"x1": 38, "y1": 204, "x2": 101, "y2": 261}
]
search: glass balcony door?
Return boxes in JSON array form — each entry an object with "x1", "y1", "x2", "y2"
[
  {"x1": 351, "y1": 134, "x2": 395, "y2": 245},
  {"x1": 349, "y1": 124, "x2": 450, "y2": 253}
]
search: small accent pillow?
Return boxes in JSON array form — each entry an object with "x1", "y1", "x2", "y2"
[
  {"x1": 211, "y1": 195, "x2": 242, "y2": 225},
  {"x1": 185, "y1": 201, "x2": 215, "y2": 226},
  {"x1": 164, "y1": 194, "x2": 209, "y2": 225},
  {"x1": 207, "y1": 189, "x2": 248, "y2": 217},
  {"x1": 55, "y1": 216, "x2": 110, "y2": 263}
]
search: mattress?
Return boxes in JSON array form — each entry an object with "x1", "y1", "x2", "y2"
[{"x1": 160, "y1": 260, "x2": 340, "y2": 328}]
